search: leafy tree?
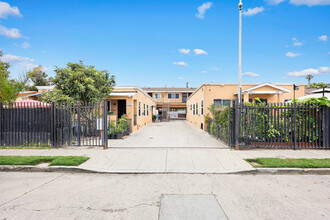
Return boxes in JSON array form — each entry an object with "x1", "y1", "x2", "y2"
[
  {"x1": 27, "y1": 65, "x2": 50, "y2": 87},
  {"x1": 306, "y1": 82, "x2": 328, "y2": 89},
  {"x1": 0, "y1": 51, "x2": 21, "y2": 103},
  {"x1": 42, "y1": 61, "x2": 115, "y2": 103},
  {"x1": 0, "y1": 51, "x2": 10, "y2": 78},
  {"x1": 305, "y1": 74, "x2": 313, "y2": 88}
]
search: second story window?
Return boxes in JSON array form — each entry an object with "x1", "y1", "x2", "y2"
[
  {"x1": 148, "y1": 93, "x2": 153, "y2": 98},
  {"x1": 155, "y1": 93, "x2": 161, "y2": 99},
  {"x1": 168, "y1": 93, "x2": 179, "y2": 99}
]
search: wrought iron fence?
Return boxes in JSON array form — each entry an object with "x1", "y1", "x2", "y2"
[
  {"x1": 0, "y1": 101, "x2": 109, "y2": 148},
  {"x1": 209, "y1": 102, "x2": 330, "y2": 149}
]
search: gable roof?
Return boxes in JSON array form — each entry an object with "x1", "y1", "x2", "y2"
[{"x1": 241, "y1": 83, "x2": 291, "y2": 94}]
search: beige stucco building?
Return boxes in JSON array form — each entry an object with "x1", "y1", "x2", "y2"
[
  {"x1": 186, "y1": 83, "x2": 305, "y2": 130},
  {"x1": 142, "y1": 87, "x2": 196, "y2": 119},
  {"x1": 104, "y1": 86, "x2": 156, "y2": 133}
]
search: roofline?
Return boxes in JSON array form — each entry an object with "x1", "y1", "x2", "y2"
[
  {"x1": 187, "y1": 82, "x2": 305, "y2": 101},
  {"x1": 143, "y1": 90, "x2": 196, "y2": 93},
  {"x1": 113, "y1": 86, "x2": 157, "y2": 103}
]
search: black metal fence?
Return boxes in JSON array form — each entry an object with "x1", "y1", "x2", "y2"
[
  {"x1": 0, "y1": 101, "x2": 109, "y2": 148},
  {"x1": 208, "y1": 102, "x2": 330, "y2": 149}
]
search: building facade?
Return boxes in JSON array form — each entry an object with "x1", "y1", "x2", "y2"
[
  {"x1": 104, "y1": 86, "x2": 156, "y2": 133},
  {"x1": 186, "y1": 83, "x2": 305, "y2": 130},
  {"x1": 142, "y1": 87, "x2": 196, "y2": 119}
]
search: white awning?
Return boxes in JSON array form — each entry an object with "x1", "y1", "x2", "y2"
[{"x1": 109, "y1": 92, "x2": 137, "y2": 97}]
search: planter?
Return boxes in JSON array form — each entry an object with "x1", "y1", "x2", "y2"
[{"x1": 116, "y1": 133, "x2": 123, "y2": 139}]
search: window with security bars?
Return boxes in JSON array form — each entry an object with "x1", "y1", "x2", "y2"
[{"x1": 168, "y1": 93, "x2": 180, "y2": 99}]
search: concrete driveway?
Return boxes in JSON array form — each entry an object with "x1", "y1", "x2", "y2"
[{"x1": 110, "y1": 120, "x2": 228, "y2": 148}]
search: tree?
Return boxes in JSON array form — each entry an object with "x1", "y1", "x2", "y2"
[
  {"x1": 307, "y1": 82, "x2": 328, "y2": 89},
  {"x1": 0, "y1": 51, "x2": 10, "y2": 78},
  {"x1": 0, "y1": 51, "x2": 21, "y2": 103},
  {"x1": 305, "y1": 74, "x2": 313, "y2": 88},
  {"x1": 27, "y1": 65, "x2": 50, "y2": 87},
  {"x1": 41, "y1": 61, "x2": 115, "y2": 103}
]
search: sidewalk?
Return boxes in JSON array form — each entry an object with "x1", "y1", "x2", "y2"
[{"x1": 1, "y1": 148, "x2": 329, "y2": 174}]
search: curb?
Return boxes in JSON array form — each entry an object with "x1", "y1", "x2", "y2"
[{"x1": 0, "y1": 165, "x2": 330, "y2": 175}]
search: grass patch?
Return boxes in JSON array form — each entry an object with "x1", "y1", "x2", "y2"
[
  {"x1": 246, "y1": 158, "x2": 330, "y2": 168},
  {"x1": 0, "y1": 156, "x2": 89, "y2": 166},
  {"x1": 0, "y1": 146, "x2": 51, "y2": 149}
]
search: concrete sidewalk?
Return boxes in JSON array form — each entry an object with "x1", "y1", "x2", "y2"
[
  {"x1": 0, "y1": 148, "x2": 253, "y2": 173},
  {"x1": 1, "y1": 148, "x2": 329, "y2": 174}
]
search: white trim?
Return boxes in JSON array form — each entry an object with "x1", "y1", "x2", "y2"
[
  {"x1": 109, "y1": 92, "x2": 137, "y2": 97},
  {"x1": 113, "y1": 86, "x2": 157, "y2": 103},
  {"x1": 242, "y1": 83, "x2": 291, "y2": 93}
]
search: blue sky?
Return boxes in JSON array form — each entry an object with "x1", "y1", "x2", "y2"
[{"x1": 0, "y1": 0, "x2": 329, "y2": 88}]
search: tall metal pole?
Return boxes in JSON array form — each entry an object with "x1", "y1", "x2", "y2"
[
  {"x1": 235, "y1": 0, "x2": 243, "y2": 150},
  {"x1": 238, "y1": 0, "x2": 243, "y2": 103}
]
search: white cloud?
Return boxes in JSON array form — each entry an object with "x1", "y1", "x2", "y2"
[
  {"x1": 193, "y1": 49, "x2": 208, "y2": 55},
  {"x1": 292, "y1": 38, "x2": 303, "y2": 46},
  {"x1": 0, "y1": 25, "x2": 22, "y2": 38},
  {"x1": 201, "y1": 70, "x2": 207, "y2": 74},
  {"x1": 1, "y1": 54, "x2": 36, "y2": 70},
  {"x1": 178, "y1": 77, "x2": 184, "y2": 80},
  {"x1": 243, "y1": 7, "x2": 264, "y2": 16},
  {"x1": 178, "y1": 48, "x2": 190, "y2": 55},
  {"x1": 212, "y1": 67, "x2": 221, "y2": 71},
  {"x1": 286, "y1": 52, "x2": 302, "y2": 57},
  {"x1": 265, "y1": 0, "x2": 286, "y2": 5},
  {"x1": 242, "y1": 72, "x2": 260, "y2": 77},
  {"x1": 0, "y1": 2, "x2": 21, "y2": 19},
  {"x1": 289, "y1": 0, "x2": 330, "y2": 6},
  {"x1": 173, "y1": 61, "x2": 188, "y2": 67},
  {"x1": 15, "y1": 41, "x2": 30, "y2": 49},
  {"x1": 318, "y1": 35, "x2": 328, "y2": 41},
  {"x1": 287, "y1": 66, "x2": 330, "y2": 77},
  {"x1": 196, "y1": 2, "x2": 213, "y2": 19},
  {"x1": 266, "y1": 0, "x2": 330, "y2": 5}
]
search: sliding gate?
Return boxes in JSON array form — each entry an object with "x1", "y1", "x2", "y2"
[{"x1": 0, "y1": 101, "x2": 108, "y2": 148}]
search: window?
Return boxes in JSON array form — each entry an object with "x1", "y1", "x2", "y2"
[
  {"x1": 196, "y1": 102, "x2": 198, "y2": 115},
  {"x1": 201, "y1": 100, "x2": 204, "y2": 115},
  {"x1": 143, "y1": 103, "x2": 146, "y2": 116},
  {"x1": 249, "y1": 99, "x2": 253, "y2": 103},
  {"x1": 138, "y1": 102, "x2": 141, "y2": 116},
  {"x1": 168, "y1": 93, "x2": 179, "y2": 99},
  {"x1": 188, "y1": 93, "x2": 193, "y2": 97},
  {"x1": 193, "y1": 104, "x2": 195, "y2": 115},
  {"x1": 214, "y1": 99, "x2": 231, "y2": 107},
  {"x1": 107, "y1": 100, "x2": 111, "y2": 112},
  {"x1": 147, "y1": 105, "x2": 149, "y2": 116},
  {"x1": 190, "y1": 105, "x2": 192, "y2": 111},
  {"x1": 259, "y1": 99, "x2": 267, "y2": 104},
  {"x1": 155, "y1": 93, "x2": 161, "y2": 99},
  {"x1": 148, "y1": 93, "x2": 153, "y2": 98}
]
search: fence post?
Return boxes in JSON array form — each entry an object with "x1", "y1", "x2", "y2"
[
  {"x1": 323, "y1": 106, "x2": 329, "y2": 149},
  {"x1": 0, "y1": 102, "x2": 2, "y2": 146},
  {"x1": 50, "y1": 102, "x2": 55, "y2": 147},
  {"x1": 103, "y1": 100, "x2": 108, "y2": 149},
  {"x1": 293, "y1": 101, "x2": 297, "y2": 150},
  {"x1": 77, "y1": 102, "x2": 81, "y2": 146},
  {"x1": 235, "y1": 101, "x2": 239, "y2": 150}
]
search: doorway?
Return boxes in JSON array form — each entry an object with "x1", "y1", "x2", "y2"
[{"x1": 118, "y1": 100, "x2": 127, "y2": 119}]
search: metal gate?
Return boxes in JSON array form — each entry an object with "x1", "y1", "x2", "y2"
[{"x1": 0, "y1": 101, "x2": 108, "y2": 148}]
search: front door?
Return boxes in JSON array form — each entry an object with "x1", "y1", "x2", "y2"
[{"x1": 118, "y1": 100, "x2": 127, "y2": 119}]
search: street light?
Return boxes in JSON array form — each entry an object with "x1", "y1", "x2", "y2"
[
  {"x1": 235, "y1": 0, "x2": 243, "y2": 150},
  {"x1": 238, "y1": 0, "x2": 243, "y2": 103}
]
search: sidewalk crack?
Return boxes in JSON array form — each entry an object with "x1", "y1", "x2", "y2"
[{"x1": 0, "y1": 173, "x2": 66, "y2": 207}]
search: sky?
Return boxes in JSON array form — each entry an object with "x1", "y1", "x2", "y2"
[{"x1": 0, "y1": 0, "x2": 329, "y2": 88}]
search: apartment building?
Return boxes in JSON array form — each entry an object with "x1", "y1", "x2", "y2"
[
  {"x1": 187, "y1": 83, "x2": 305, "y2": 130},
  {"x1": 142, "y1": 87, "x2": 196, "y2": 119},
  {"x1": 104, "y1": 86, "x2": 156, "y2": 132}
]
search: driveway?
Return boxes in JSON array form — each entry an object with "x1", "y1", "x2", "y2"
[{"x1": 110, "y1": 120, "x2": 228, "y2": 148}]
